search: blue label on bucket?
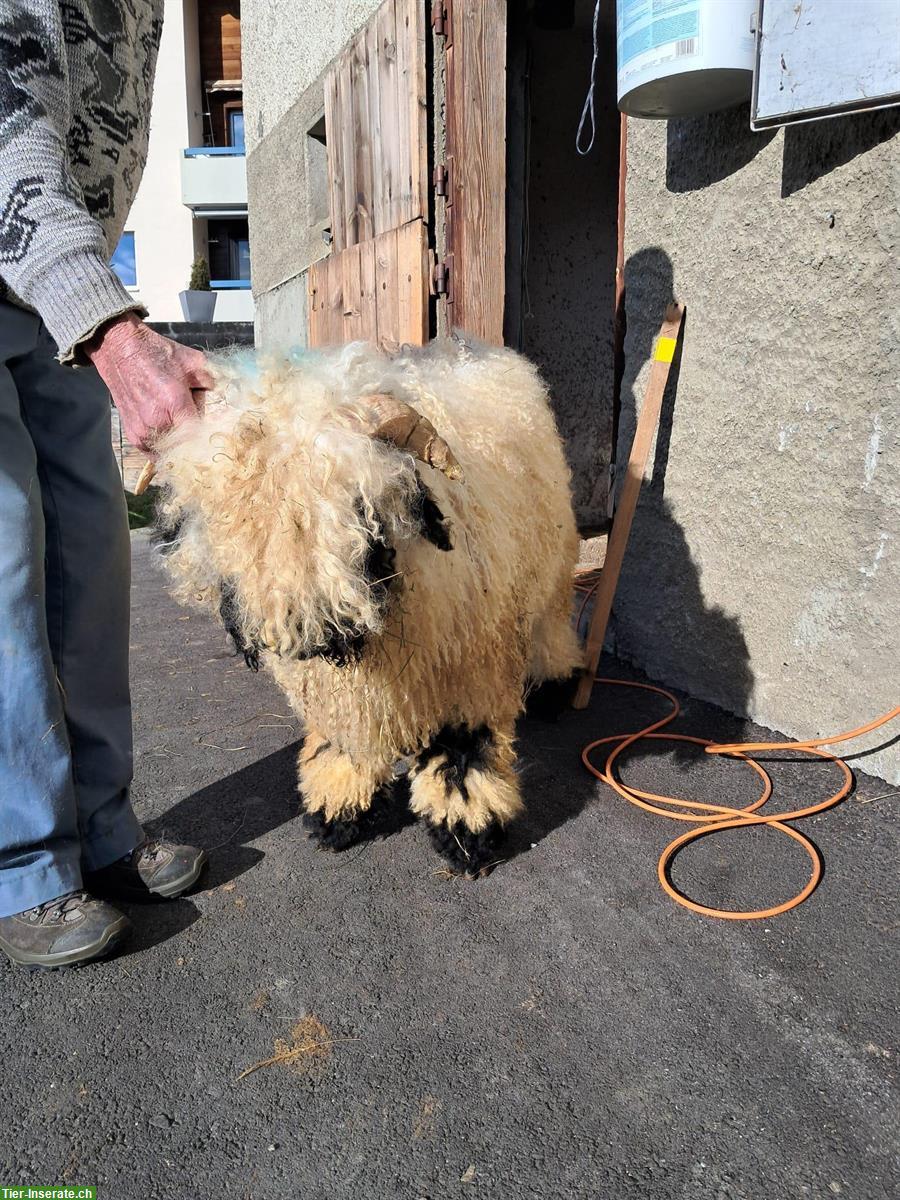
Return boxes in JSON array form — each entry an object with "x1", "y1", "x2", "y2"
[{"x1": 618, "y1": 0, "x2": 700, "y2": 71}]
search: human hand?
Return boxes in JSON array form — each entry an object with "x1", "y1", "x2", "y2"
[{"x1": 85, "y1": 312, "x2": 214, "y2": 452}]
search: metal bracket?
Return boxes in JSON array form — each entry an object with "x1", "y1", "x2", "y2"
[
  {"x1": 432, "y1": 259, "x2": 450, "y2": 296},
  {"x1": 431, "y1": 0, "x2": 452, "y2": 43},
  {"x1": 433, "y1": 163, "x2": 449, "y2": 197}
]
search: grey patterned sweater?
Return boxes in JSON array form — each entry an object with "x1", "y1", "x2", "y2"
[{"x1": 0, "y1": 0, "x2": 163, "y2": 361}]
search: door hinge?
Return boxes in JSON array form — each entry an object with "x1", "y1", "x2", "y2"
[
  {"x1": 433, "y1": 163, "x2": 448, "y2": 196},
  {"x1": 431, "y1": 0, "x2": 452, "y2": 39},
  {"x1": 432, "y1": 259, "x2": 450, "y2": 296}
]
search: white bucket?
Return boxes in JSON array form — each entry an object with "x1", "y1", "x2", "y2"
[{"x1": 617, "y1": 0, "x2": 756, "y2": 119}]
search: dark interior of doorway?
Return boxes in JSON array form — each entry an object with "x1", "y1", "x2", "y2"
[{"x1": 505, "y1": 0, "x2": 620, "y2": 535}]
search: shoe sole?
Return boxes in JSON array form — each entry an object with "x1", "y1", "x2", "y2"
[{"x1": 0, "y1": 915, "x2": 131, "y2": 970}]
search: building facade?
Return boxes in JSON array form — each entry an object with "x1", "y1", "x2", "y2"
[
  {"x1": 241, "y1": 0, "x2": 898, "y2": 781},
  {"x1": 112, "y1": 0, "x2": 254, "y2": 324}
]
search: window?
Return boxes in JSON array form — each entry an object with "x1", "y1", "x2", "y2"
[
  {"x1": 228, "y1": 108, "x2": 245, "y2": 152},
  {"x1": 207, "y1": 218, "x2": 251, "y2": 286},
  {"x1": 110, "y1": 232, "x2": 137, "y2": 287}
]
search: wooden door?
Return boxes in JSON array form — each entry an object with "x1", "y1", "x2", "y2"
[
  {"x1": 441, "y1": 0, "x2": 507, "y2": 344},
  {"x1": 308, "y1": 0, "x2": 429, "y2": 349}
]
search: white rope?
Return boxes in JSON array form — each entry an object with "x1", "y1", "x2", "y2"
[{"x1": 575, "y1": 0, "x2": 603, "y2": 156}]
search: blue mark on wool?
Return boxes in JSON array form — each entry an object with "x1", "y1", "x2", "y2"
[{"x1": 227, "y1": 349, "x2": 262, "y2": 382}]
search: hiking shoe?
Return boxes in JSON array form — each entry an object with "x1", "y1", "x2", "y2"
[
  {"x1": 0, "y1": 892, "x2": 130, "y2": 969},
  {"x1": 84, "y1": 839, "x2": 207, "y2": 901}
]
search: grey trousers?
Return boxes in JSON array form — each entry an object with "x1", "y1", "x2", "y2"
[{"x1": 0, "y1": 300, "x2": 143, "y2": 916}]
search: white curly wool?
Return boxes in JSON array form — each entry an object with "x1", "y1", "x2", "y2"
[{"x1": 156, "y1": 338, "x2": 582, "y2": 849}]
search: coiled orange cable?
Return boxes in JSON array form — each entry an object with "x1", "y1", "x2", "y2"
[{"x1": 575, "y1": 573, "x2": 899, "y2": 919}]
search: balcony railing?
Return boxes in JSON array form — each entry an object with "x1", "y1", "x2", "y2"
[
  {"x1": 210, "y1": 279, "x2": 252, "y2": 289},
  {"x1": 181, "y1": 147, "x2": 247, "y2": 214}
]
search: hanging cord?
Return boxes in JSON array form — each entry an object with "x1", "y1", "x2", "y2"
[
  {"x1": 575, "y1": 0, "x2": 603, "y2": 155},
  {"x1": 573, "y1": 572, "x2": 899, "y2": 919}
]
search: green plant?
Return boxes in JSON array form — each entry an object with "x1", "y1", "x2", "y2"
[{"x1": 188, "y1": 255, "x2": 211, "y2": 291}]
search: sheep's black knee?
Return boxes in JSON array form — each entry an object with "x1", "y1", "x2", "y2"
[
  {"x1": 524, "y1": 673, "x2": 578, "y2": 722},
  {"x1": 427, "y1": 818, "x2": 503, "y2": 878}
]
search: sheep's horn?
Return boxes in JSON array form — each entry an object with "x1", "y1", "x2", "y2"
[
  {"x1": 338, "y1": 393, "x2": 464, "y2": 481},
  {"x1": 134, "y1": 460, "x2": 157, "y2": 495}
]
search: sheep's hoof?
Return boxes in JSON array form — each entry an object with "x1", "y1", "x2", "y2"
[
  {"x1": 302, "y1": 809, "x2": 363, "y2": 851},
  {"x1": 427, "y1": 819, "x2": 503, "y2": 878},
  {"x1": 302, "y1": 783, "x2": 414, "y2": 851}
]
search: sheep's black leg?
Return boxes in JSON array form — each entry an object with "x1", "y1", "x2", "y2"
[
  {"x1": 426, "y1": 818, "x2": 503, "y2": 877},
  {"x1": 410, "y1": 723, "x2": 522, "y2": 878},
  {"x1": 524, "y1": 672, "x2": 579, "y2": 722}
]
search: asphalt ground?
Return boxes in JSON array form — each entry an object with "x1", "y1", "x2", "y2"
[{"x1": 1, "y1": 533, "x2": 897, "y2": 1200}]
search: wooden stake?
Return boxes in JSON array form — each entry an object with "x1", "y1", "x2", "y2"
[{"x1": 573, "y1": 302, "x2": 685, "y2": 709}]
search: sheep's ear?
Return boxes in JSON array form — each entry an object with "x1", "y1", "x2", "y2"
[
  {"x1": 218, "y1": 580, "x2": 261, "y2": 671},
  {"x1": 411, "y1": 477, "x2": 452, "y2": 551}
]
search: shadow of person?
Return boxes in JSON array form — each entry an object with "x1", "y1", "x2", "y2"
[
  {"x1": 509, "y1": 244, "x2": 757, "y2": 863},
  {"x1": 609, "y1": 246, "x2": 755, "y2": 766},
  {"x1": 144, "y1": 743, "x2": 302, "y2": 890},
  {"x1": 115, "y1": 895, "x2": 204, "y2": 959}
]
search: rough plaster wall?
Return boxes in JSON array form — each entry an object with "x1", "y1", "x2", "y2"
[
  {"x1": 518, "y1": 0, "x2": 619, "y2": 530},
  {"x1": 242, "y1": 1, "x2": 379, "y2": 154},
  {"x1": 254, "y1": 271, "x2": 309, "y2": 352},
  {"x1": 614, "y1": 105, "x2": 899, "y2": 781},
  {"x1": 243, "y1": 0, "x2": 383, "y2": 333}
]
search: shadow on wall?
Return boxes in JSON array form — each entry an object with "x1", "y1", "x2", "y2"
[
  {"x1": 781, "y1": 106, "x2": 900, "y2": 197},
  {"x1": 667, "y1": 100, "x2": 900, "y2": 197},
  {"x1": 610, "y1": 246, "x2": 755, "y2": 728},
  {"x1": 666, "y1": 103, "x2": 776, "y2": 193}
]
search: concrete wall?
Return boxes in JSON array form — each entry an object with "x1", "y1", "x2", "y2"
[
  {"x1": 127, "y1": 0, "x2": 205, "y2": 321},
  {"x1": 614, "y1": 105, "x2": 899, "y2": 781},
  {"x1": 242, "y1": 2, "x2": 381, "y2": 349}
]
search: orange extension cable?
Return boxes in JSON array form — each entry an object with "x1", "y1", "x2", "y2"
[{"x1": 573, "y1": 571, "x2": 899, "y2": 920}]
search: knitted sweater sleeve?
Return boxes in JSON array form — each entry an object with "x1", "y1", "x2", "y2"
[{"x1": 0, "y1": 0, "x2": 144, "y2": 361}]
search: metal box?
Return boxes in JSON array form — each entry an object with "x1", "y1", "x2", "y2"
[{"x1": 752, "y1": 0, "x2": 900, "y2": 130}]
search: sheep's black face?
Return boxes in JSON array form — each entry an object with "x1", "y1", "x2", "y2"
[
  {"x1": 210, "y1": 478, "x2": 451, "y2": 672},
  {"x1": 214, "y1": 516, "x2": 396, "y2": 670}
]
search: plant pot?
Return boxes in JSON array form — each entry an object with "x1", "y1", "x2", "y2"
[{"x1": 179, "y1": 289, "x2": 217, "y2": 322}]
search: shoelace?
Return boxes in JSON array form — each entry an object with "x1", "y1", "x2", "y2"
[
  {"x1": 26, "y1": 890, "x2": 88, "y2": 924},
  {"x1": 129, "y1": 839, "x2": 164, "y2": 865}
]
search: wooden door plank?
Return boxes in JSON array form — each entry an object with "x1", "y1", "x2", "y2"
[
  {"x1": 337, "y1": 53, "x2": 359, "y2": 250},
  {"x1": 374, "y1": 225, "x2": 399, "y2": 351},
  {"x1": 359, "y1": 237, "x2": 378, "y2": 341},
  {"x1": 351, "y1": 29, "x2": 375, "y2": 244},
  {"x1": 375, "y1": 0, "x2": 401, "y2": 233},
  {"x1": 341, "y1": 241, "x2": 363, "y2": 341},
  {"x1": 308, "y1": 251, "x2": 345, "y2": 347},
  {"x1": 409, "y1": 0, "x2": 428, "y2": 221},
  {"x1": 446, "y1": 0, "x2": 506, "y2": 344},
  {"x1": 396, "y1": 218, "x2": 428, "y2": 345},
  {"x1": 364, "y1": 16, "x2": 386, "y2": 236},
  {"x1": 324, "y1": 64, "x2": 345, "y2": 252}
]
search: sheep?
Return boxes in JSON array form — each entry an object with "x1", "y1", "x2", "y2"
[{"x1": 153, "y1": 337, "x2": 582, "y2": 875}]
